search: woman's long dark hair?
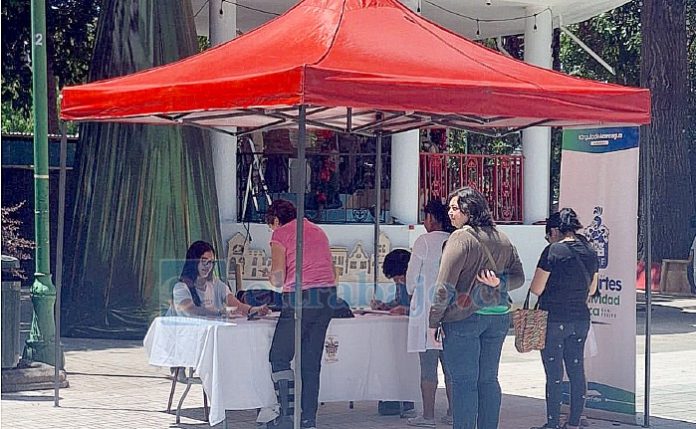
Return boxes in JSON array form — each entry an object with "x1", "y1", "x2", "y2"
[
  {"x1": 180, "y1": 241, "x2": 215, "y2": 307},
  {"x1": 448, "y1": 187, "x2": 496, "y2": 228}
]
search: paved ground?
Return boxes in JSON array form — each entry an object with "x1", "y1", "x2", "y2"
[{"x1": 2, "y1": 293, "x2": 695, "y2": 429}]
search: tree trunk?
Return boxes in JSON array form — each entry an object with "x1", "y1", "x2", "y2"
[{"x1": 639, "y1": 0, "x2": 695, "y2": 261}]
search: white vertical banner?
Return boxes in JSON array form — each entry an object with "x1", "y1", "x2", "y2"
[{"x1": 560, "y1": 127, "x2": 639, "y2": 420}]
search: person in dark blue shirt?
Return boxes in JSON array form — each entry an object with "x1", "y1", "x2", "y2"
[
  {"x1": 371, "y1": 249, "x2": 411, "y2": 314},
  {"x1": 372, "y1": 249, "x2": 416, "y2": 418}
]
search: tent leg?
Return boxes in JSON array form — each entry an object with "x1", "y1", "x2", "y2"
[
  {"x1": 54, "y1": 122, "x2": 68, "y2": 406},
  {"x1": 373, "y1": 133, "x2": 382, "y2": 295},
  {"x1": 643, "y1": 131, "x2": 652, "y2": 427},
  {"x1": 293, "y1": 105, "x2": 307, "y2": 429}
]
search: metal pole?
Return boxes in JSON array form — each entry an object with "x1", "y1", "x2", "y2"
[
  {"x1": 25, "y1": 0, "x2": 58, "y2": 366},
  {"x1": 643, "y1": 130, "x2": 652, "y2": 427},
  {"x1": 54, "y1": 123, "x2": 68, "y2": 406},
  {"x1": 293, "y1": 105, "x2": 307, "y2": 429},
  {"x1": 373, "y1": 133, "x2": 382, "y2": 294}
]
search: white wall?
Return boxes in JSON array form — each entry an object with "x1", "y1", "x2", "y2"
[{"x1": 220, "y1": 221, "x2": 546, "y2": 306}]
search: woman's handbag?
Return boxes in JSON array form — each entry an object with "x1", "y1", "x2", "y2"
[{"x1": 512, "y1": 289, "x2": 548, "y2": 353}]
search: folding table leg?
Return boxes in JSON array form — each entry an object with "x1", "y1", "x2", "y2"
[
  {"x1": 167, "y1": 367, "x2": 179, "y2": 413},
  {"x1": 175, "y1": 368, "x2": 194, "y2": 424}
]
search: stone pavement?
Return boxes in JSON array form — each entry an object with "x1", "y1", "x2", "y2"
[{"x1": 2, "y1": 294, "x2": 695, "y2": 429}]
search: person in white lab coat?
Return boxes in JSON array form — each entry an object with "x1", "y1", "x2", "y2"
[{"x1": 405, "y1": 200, "x2": 454, "y2": 427}]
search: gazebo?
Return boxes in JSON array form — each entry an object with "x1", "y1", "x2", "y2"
[{"x1": 60, "y1": 0, "x2": 650, "y2": 426}]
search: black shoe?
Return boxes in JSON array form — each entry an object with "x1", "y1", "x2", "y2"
[{"x1": 266, "y1": 416, "x2": 293, "y2": 429}]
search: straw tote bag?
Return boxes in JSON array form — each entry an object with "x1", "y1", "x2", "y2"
[{"x1": 512, "y1": 289, "x2": 548, "y2": 353}]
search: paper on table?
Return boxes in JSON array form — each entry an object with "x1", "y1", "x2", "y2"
[{"x1": 354, "y1": 309, "x2": 392, "y2": 315}]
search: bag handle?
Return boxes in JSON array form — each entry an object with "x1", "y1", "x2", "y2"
[{"x1": 522, "y1": 288, "x2": 540, "y2": 310}]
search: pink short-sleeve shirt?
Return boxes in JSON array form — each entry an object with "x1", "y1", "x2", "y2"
[{"x1": 270, "y1": 219, "x2": 336, "y2": 292}]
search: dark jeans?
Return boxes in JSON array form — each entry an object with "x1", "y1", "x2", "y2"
[
  {"x1": 541, "y1": 320, "x2": 590, "y2": 428},
  {"x1": 442, "y1": 313, "x2": 510, "y2": 429},
  {"x1": 269, "y1": 287, "x2": 336, "y2": 422}
]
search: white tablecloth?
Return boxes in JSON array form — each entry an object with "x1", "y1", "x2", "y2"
[{"x1": 144, "y1": 314, "x2": 421, "y2": 426}]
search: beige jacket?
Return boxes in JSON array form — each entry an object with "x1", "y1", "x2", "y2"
[{"x1": 429, "y1": 226, "x2": 524, "y2": 327}]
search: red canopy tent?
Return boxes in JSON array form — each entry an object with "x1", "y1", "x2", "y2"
[
  {"x1": 59, "y1": 0, "x2": 651, "y2": 426},
  {"x1": 60, "y1": 0, "x2": 650, "y2": 136}
]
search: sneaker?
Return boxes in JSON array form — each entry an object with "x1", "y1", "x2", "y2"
[
  {"x1": 440, "y1": 414, "x2": 453, "y2": 425},
  {"x1": 530, "y1": 425, "x2": 560, "y2": 429},
  {"x1": 407, "y1": 415, "x2": 436, "y2": 427},
  {"x1": 400, "y1": 408, "x2": 418, "y2": 419},
  {"x1": 300, "y1": 419, "x2": 317, "y2": 429}
]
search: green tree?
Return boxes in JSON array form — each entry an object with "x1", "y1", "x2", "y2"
[
  {"x1": 640, "y1": 0, "x2": 694, "y2": 261},
  {"x1": 1, "y1": 0, "x2": 100, "y2": 133},
  {"x1": 557, "y1": 1, "x2": 695, "y2": 260}
]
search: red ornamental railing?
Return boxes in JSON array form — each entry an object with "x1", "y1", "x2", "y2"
[{"x1": 419, "y1": 153, "x2": 524, "y2": 224}]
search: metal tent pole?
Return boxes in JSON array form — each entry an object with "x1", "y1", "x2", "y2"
[
  {"x1": 643, "y1": 132, "x2": 652, "y2": 428},
  {"x1": 293, "y1": 105, "x2": 307, "y2": 429},
  {"x1": 54, "y1": 122, "x2": 68, "y2": 406},
  {"x1": 373, "y1": 133, "x2": 382, "y2": 294}
]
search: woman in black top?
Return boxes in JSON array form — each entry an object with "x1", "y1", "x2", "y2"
[{"x1": 529, "y1": 208, "x2": 598, "y2": 429}]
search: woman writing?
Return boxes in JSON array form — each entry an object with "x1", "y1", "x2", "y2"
[
  {"x1": 529, "y1": 209, "x2": 598, "y2": 429},
  {"x1": 172, "y1": 240, "x2": 268, "y2": 318}
]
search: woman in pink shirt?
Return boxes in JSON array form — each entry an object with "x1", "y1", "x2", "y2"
[{"x1": 265, "y1": 199, "x2": 336, "y2": 429}]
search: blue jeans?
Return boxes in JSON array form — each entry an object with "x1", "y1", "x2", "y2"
[
  {"x1": 442, "y1": 313, "x2": 510, "y2": 429},
  {"x1": 541, "y1": 320, "x2": 590, "y2": 428}
]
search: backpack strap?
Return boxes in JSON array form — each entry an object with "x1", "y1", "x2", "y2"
[{"x1": 461, "y1": 226, "x2": 498, "y2": 272}]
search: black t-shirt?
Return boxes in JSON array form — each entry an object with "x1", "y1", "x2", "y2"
[{"x1": 537, "y1": 240, "x2": 598, "y2": 322}]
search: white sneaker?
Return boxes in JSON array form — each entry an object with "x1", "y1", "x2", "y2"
[
  {"x1": 407, "y1": 416, "x2": 436, "y2": 427},
  {"x1": 256, "y1": 405, "x2": 280, "y2": 423}
]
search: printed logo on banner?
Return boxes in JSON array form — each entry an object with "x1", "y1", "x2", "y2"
[
  {"x1": 585, "y1": 206, "x2": 609, "y2": 269},
  {"x1": 582, "y1": 206, "x2": 621, "y2": 320}
]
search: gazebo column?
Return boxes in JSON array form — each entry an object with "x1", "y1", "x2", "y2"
[
  {"x1": 209, "y1": 0, "x2": 238, "y2": 223},
  {"x1": 389, "y1": 0, "x2": 421, "y2": 225},
  {"x1": 522, "y1": 7, "x2": 553, "y2": 224},
  {"x1": 390, "y1": 130, "x2": 420, "y2": 224}
]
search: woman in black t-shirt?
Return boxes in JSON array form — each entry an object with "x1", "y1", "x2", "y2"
[{"x1": 529, "y1": 208, "x2": 598, "y2": 429}]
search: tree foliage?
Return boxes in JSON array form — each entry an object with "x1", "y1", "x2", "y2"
[
  {"x1": 559, "y1": 2, "x2": 642, "y2": 86},
  {"x1": 1, "y1": 202, "x2": 36, "y2": 279},
  {"x1": 1, "y1": 0, "x2": 100, "y2": 133},
  {"x1": 557, "y1": 1, "x2": 695, "y2": 260}
]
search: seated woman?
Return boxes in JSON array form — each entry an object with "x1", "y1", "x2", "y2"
[{"x1": 171, "y1": 240, "x2": 269, "y2": 318}]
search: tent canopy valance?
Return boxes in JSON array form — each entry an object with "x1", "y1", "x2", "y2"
[{"x1": 60, "y1": 0, "x2": 650, "y2": 136}]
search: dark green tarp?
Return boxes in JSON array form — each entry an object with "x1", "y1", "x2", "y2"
[{"x1": 63, "y1": 0, "x2": 222, "y2": 339}]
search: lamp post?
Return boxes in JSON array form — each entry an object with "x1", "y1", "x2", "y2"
[{"x1": 24, "y1": 0, "x2": 59, "y2": 367}]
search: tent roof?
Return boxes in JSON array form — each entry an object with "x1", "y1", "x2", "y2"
[{"x1": 60, "y1": 0, "x2": 650, "y2": 136}]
